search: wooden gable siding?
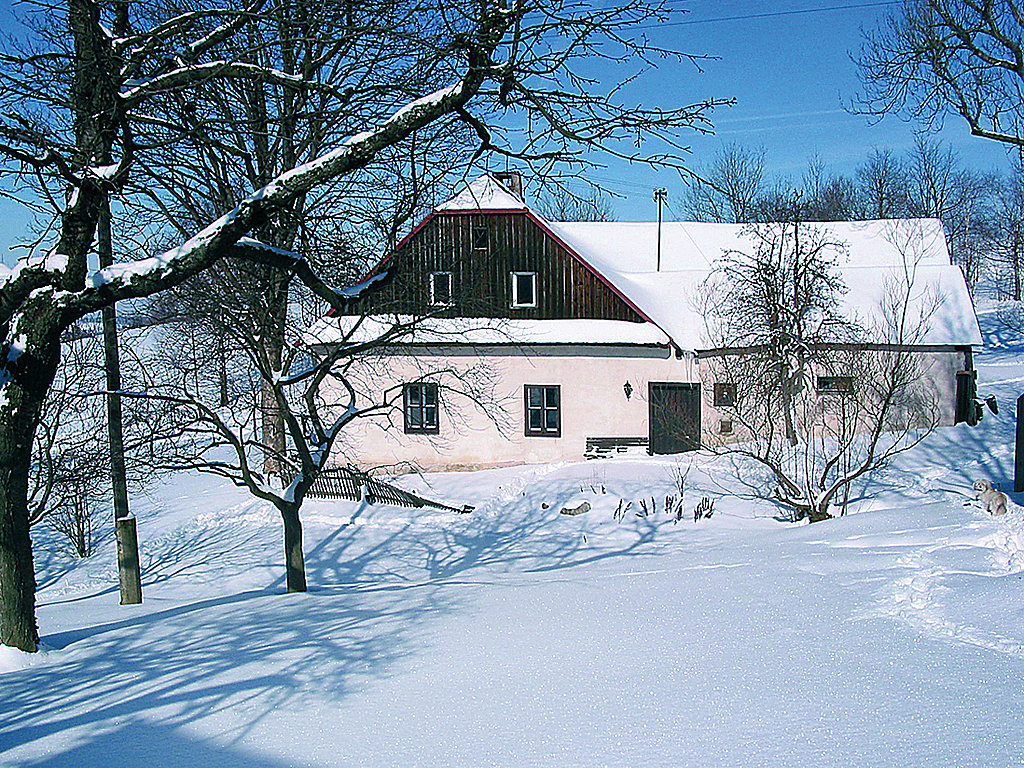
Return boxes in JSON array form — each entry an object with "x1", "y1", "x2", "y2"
[{"x1": 365, "y1": 211, "x2": 644, "y2": 322}]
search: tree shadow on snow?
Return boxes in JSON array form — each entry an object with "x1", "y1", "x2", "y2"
[
  {"x1": 4, "y1": 468, "x2": 677, "y2": 764},
  {"x1": 14, "y1": 721, "x2": 299, "y2": 768}
]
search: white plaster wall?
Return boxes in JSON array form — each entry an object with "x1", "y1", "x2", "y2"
[
  {"x1": 328, "y1": 346, "x2": 966, "y2": 472},
  {"x1": 330, "y1": 345, "x2": 699, "y2": 471},
  {"x1": 698, "y1": 349, "x2": 966, "y2": 440}
]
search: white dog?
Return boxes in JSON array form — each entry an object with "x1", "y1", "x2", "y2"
[{"x1": 973, "y1": 479, "x2": 1008, "y2": 516}]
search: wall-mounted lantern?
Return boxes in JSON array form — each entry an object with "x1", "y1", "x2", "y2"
[{"x1": 623, "y1": 381, "x2": 633, "y2": 400}]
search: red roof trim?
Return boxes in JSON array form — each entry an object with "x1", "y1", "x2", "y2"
[{"x1": 521, "y1": 210, "x2": 661, "y2": 330}]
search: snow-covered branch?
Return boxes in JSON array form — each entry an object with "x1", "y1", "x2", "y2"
[
  {"x1": 120, "y1": 61, "x2": 308, "y2": 103},
  {"x1": 65, "y1": 64, "x2": 498, "y2": 318}
]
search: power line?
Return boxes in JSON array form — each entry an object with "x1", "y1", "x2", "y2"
[
  {"x1": 637, "y1": 1, "x2": 900, "y2": 29},
  {"x1": 664, "y1": 197, "x2": 713, "y2": 266}
]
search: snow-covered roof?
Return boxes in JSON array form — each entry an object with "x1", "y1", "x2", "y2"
[
  {"x1": 306, "y1": 316, "x2": 671, "y2": 347},
  {"x1": 546, "y1": 218, "x2": 982, "y2": 348},
  {"x1": 368, "y1": 176, "x2": 982, "y2": 350},
  {"x1": 435, "y1": 175, "x2": 527, "y2": 212}
]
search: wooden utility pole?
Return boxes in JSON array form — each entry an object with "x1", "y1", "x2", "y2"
[
  {"x1": 98, "y1": 199, "x2": 142, "y2": 605},
  {"x1": 654, "y1": 188, "x2": 667, "y2": 271}
]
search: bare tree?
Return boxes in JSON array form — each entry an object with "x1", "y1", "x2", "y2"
[
  {"x1": 855, "y1": 149, "x2": 912, "y2": 219},
  {"x1": 27, "y1": 329, "x2": 106, "y2": 530},
  {"x1": 29, "y1": 323, "x2": 159, "y2": 558},
  {"x1": 906, "y1": 138, "x2": 995, "y2": 289},
  {"x1": 123, "y1": 0, "x2": 483, "y2": 480},
  {"x1": 701, "y1": 221, "x2": 942, "y2": 522},
  {"x1": 801, "y1": 157, "x2": 860, "y2": 222},
  {"x1": 987, "y1": 169, "x2": 1024, "y2": 299},
  {"x1": 131, "y1": 284, "x2": 506, "y2": 592},
  {"x1": 702, "y1": 220, "x2": 855, "y2": 448},
  {"x1": 536, "y1": 185, "x2": 616, "y2": 221},
  {"x1": 684, "y1": 143, "x2": 766, "y2": 223},
  {"x1": 0, "y1": 0, "x2": 723, "y2": 652},
  {"x1": 856, "y1": 0, "x2": 1024, "y2": 149}
]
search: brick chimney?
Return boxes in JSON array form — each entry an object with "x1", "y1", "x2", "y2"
[{"x1": 493, "y1": 171, "x2": 523, "y2": 200}]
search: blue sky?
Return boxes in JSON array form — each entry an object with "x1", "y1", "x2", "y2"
[
  {"x1": 0, "y1": 0, "x2": 1017, "y2": 259},
  {"x1": 598, "y1": 0, "x2": 1015, "y2": 219}
]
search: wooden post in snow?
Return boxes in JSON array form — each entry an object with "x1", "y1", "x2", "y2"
[
  {"x1": 98, "y1": 199, "x2": 142, "y2": 605},
  {"x1": 1015, "y1": 394, "x2": 1024, "y2": 494}
]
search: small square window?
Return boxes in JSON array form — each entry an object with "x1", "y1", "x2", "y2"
[
  {"x1": 429, "y1": 271, "x2": 453, "y2": 307},
  {"x1": 817, "y1": 376, "x2": 854, "y2": 394},
  {"x1": 719, "y1": 419, "x2": 733, "y2": 435},
  {"x1": 472, "y1": 226, "x2": 489, "y2": 250},
  {"x1": 404, "y1": 383, "x2": 439, "y2": 434},
  {"x1": 511, "y1": 272, "x2": 537, "y2": 308},
  {"x1": 524, "y1": 384, "x2": 560, "y2": 437},
  {"x1": 714, "y1": 382, "x2": 737, "y2": 407}
]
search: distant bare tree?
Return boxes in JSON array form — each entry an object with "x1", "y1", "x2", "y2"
[
  {"x1": 537, "y1": 186, "x2": 616, "y2": 221},
  {"x1": 684, "y1": 143, "x2": 766, "y2": 223},
  {"x1": 988, "y1": 171, "x2": 1024, "y2": 299},
  {"x1": 30, "y1": 326, "x2": 156, "y2": 558},
  {"x1": 27, "y1": 332, "x2": 105, "y2": 531},
  {"x1": 801, "y1": 156, "x2": 860, "y2": 221},
  {"x1": 855, "y1": 149, "x2": 912, "y2": 219},
  {"x1": 906, "y1": 138, "x2": 995, "y2": 288}
]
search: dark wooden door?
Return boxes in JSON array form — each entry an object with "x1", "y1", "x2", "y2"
[{"x1": 648, "y1": 382, "x2": 701, "y2": 454}]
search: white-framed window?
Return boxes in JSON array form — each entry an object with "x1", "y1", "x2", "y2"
[
  {"x1": 429, "y1": 271, "x2": 453, "y2": 306},
  {"x1": 511, "y1": 271, "x2": 537, "y2": 308}
]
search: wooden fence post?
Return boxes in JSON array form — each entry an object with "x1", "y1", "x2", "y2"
[
  {"x1": 116, "y1": 517, "x2": 143, "y2": 605},
  {"x1": 1016, "y1": 394, "x2": 1024, "y2": 493}
]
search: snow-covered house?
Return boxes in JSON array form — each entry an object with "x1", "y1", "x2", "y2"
[{"x1": 310, "y1": 173, "x2": 982, "y2": 471}]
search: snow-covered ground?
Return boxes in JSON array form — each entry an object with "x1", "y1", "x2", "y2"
[{"x1": 3, "y1": 305, "x2": 1024, "y2": 767}]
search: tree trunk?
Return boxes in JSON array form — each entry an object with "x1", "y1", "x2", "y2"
[
  {"x1": 0, "y1": 307, "x2": 63, "y2": 652},
  {"x1": 261, "y1": 270, "x2": 289, "y2": 477},
  {"x1": 0, "y1": 419, "x2": 41, "y2": 652},
  {"x1": 807, "y1": 505, "x2": 833, "y2": 523},
  {"x1": 781, "y1": 374, "x2": 798, "y2": 446},
  {"x1": 281, "y1": 505, "x2": 307, "y2": 592},
  {"x1": 217, "y1": 322, "x2": 229, "y2": 408}
]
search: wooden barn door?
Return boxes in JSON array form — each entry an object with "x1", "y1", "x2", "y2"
[{"x1": 648, "y1": 382, "x2": 701, "y2": 454}]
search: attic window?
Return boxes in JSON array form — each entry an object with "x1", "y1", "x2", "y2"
[
  {"x1": 472, "y1": 225, "x2": 489, "y2": 250},
  {"x1": 429, "y1": 271, "x2": 453, "y2": 306},
  {"x1": 817, "y1": 376, "x2": 854, "y2": 394},
  {"x1": 511, "y1": 272, "x2": 537, "y2": 308}
]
